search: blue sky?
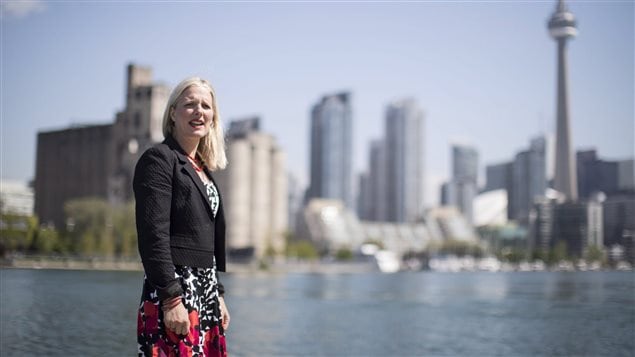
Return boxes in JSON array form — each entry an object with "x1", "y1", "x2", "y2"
[{"x1": 1, "y1": 0, "x2": 633, "y2": 206}]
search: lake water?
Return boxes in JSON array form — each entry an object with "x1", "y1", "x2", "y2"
[{"x1": 1, "y1": 269, "x2": 633, "y2": 356}]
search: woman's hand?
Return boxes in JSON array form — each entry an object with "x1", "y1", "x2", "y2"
[
  {"x1": 163, "y1": 302, "x2": 190, "y2": 335},
  {"x1": 219, "y1": 296, "x2": 231, "y2": 331}
]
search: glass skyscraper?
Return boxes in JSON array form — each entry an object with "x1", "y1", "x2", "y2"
[
  {"x1": 307, "y1": 92, "x2": 353, "y2": 209},
  {"x1": 384, "y1": 98, "x2": 424, "y2": 223}
]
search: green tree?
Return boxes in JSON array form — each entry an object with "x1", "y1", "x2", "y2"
[
  {"x1": 112, "y1": 202, "x2": 137, "y2": 257},
  {"x1": 439, "y1": 239, "x2": 484, "y2": 257},
  {"x1": 30, "y1": 226, "x2": 60, "y2": 254},
  {"x1": 500, "y1": 248, "x2": 526, "y2": 263},
  {"x1": 63, "y1": 198, "x2": 115, "y2": 256},
  {"x1": 286, "y1": 239, "x2": 319, "y2": 261},
  {"x1": 531, "y1": 249, "x2": 549, "y2": 262},
  {"x1": 335, "y1": 247, "x2": 353, "y2": 261},
  {"x1": 548, "y1": 241, "x2": 568, "y2": 266},
  {"x1": 585, "y1": 245, "x2": 605, "y2": 264},
  {"x1": 0, "y1": 213, "x2": 38, "y2": 255}
]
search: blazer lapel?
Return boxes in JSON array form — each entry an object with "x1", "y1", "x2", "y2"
[{"x1": 171, "y1": 144, "x2": 215, "y2": 219}]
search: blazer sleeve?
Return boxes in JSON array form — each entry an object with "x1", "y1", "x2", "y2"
[{"x1": 133, "y1": 147, "x2": 183, "y2": 301}]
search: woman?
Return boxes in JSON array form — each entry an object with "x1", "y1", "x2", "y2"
[{"x1": 134, "y1": 77, "x2": 230, "y2": 356}]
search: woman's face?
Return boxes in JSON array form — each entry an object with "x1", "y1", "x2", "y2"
[{"x1": 170, "y1": 85, "x2": 214, "y2": 140}]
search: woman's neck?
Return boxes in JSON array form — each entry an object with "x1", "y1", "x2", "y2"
[{"x1": 174, "y1": 133, "x2": 199, "y2": 158}]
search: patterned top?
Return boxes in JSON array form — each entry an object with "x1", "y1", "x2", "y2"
[{"x1": 204, "y1": 180, "x2": 220, "y2": 218}]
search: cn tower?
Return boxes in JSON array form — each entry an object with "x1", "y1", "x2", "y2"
[{"x1": 548, "y1": 0, "x2": 578, "y2": 201}]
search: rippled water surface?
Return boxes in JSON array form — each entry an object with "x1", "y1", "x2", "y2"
[{"x1": 1, "y1": 269, "x2": 633, "y2": 356}]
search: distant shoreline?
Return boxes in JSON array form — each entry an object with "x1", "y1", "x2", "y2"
[
  {"x1": 3, "y1": 256, "x2": 632, "y2": 274},
  {"x1": 0, "y1": 256, "x2": 377, "y2": 274},
  {"x1": 1, "y1": 256, "x2": 144, "y2": 272}
]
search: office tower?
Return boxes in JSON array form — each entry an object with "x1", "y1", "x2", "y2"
[
  {"x1": 529, "y1": 197, "x2": 555, "y2": 253},
  {"x1": 510, "y1": 137, "x2": 547, "y2": 225},
  {"x1": 307, "y1": 92, "x2": 353, "y2": 209},
  {"x1": 577, "y1": 150, "x2": 619, "y2": 199},
  {"x1": 617, "y1": 159, "x2": 635, "y2": 191},
  {"x1": 549, "y1": 0, "x2": 578, "y2": 201},
  {"x1": 358, "y1": 139, "x2": 388, "y2": 221},
  {"x1": 385, "y1": 99, "x2": 425, "y2": 223},
  {"x1": 287, "y1": 172, "x2": 303, "y2": 233},
  {"x1": 484, "y1": 162, "x2": 512, "y2": 193},
  {"x1": 553, "y1": 198, "x2": 603, "y2": 258},
  {"x1": 444, "y1": 144, "x2": 477, "y2": 224},
  {"x1": 577, "y1": 150, "x2": 634, "y2": 199},
  {"x1": 357, "y1": 172, "x2": 371, "y2": 220},
  {"x1": 214, "y1": 117, "x2": 288, "y2": 260},
  {"x1": 603, "y1": 193, "x2": 635, "y2": 249}
]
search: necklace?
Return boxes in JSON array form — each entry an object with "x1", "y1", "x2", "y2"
[{"x1": 187, "y1": 155, "x2": 203, "y2": 172}]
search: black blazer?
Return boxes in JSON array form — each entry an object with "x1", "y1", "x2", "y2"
[{"x1": 133, "y1": 135, "x2": 226, "y2": 301}]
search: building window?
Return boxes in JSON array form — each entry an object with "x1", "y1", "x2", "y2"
[{"x1": 134, "y1": 112, "x2": 141, "y2": 129}]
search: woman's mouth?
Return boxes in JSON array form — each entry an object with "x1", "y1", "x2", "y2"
[{"x1": 189, "y1": 119, "x2": 205, "y2": 128}]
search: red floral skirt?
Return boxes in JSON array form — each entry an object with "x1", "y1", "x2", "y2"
[{"x1": 137, "y1": 265, "x2": 227, "y2": 357}]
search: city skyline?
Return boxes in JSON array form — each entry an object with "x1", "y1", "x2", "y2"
[{"x1": 1, "y1": 1, "x2": 633, "y2": 207}]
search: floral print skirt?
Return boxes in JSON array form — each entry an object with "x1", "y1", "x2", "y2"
[{"x1": 137, "y1": 265, "x2": 227, "y2": 357}]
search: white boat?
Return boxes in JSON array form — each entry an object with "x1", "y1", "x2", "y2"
[{"x1": 374, "y1": 250, "x2": 400, "y2": 273}]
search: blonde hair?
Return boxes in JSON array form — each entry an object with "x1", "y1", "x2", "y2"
[{"x1": 162, "y1": 77, "x2": 227, "y2": 171}]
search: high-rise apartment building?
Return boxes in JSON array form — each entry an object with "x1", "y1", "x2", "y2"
[
  {"x1": 214, "y1": 117, "x2": 288, "y2": 260},
  {"x1": 307, "y1": 92, "x2": 353, "y2": 209},
  {"x1": 384, "y1": 99, "x2": 424, "y2": 223}
]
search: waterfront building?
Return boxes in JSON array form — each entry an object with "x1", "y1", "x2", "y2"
[
  {"x1": 473, "y1": 189, "x2": 508, "y2": 227},
  {"x1": 34, "y1": 64, "x2": 168, "y2": 227},
  {"x1": 602, "y1": 193, "x2": 635, "y2": 255},
  {"x1": 478, "y1": 222, "x2": 528, "y2": 254},
  {"x1": 298, "y1": 199, "x2": 364, "y2": 253},
  {"x1": 384, "y1": 99, "x2": 425, "y2": 223},
  {"x1": 553, "y1": 198, "x2": 603, "y2": 258},
  {"x1": 214, "y1": 117, "x2": 288, "y2": 260},
  {"x1": 298, "y1": 198, "x2": 436, "y2": 256},
  {"x1": 306, "y1": 92, "x2": 353, "y2": 209},
  {"x1": 35, "y1": 123, "x2": 113, "y2": 227},
  {"x1": 425, "y1": 206, "x2": 479, "y2": 242},
  {"x1": 528, "y1": 194, "x2": 559, "y2": 253},
  {"x1": 0, "y1": 180, "x2": 34, "y2": 216}
]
